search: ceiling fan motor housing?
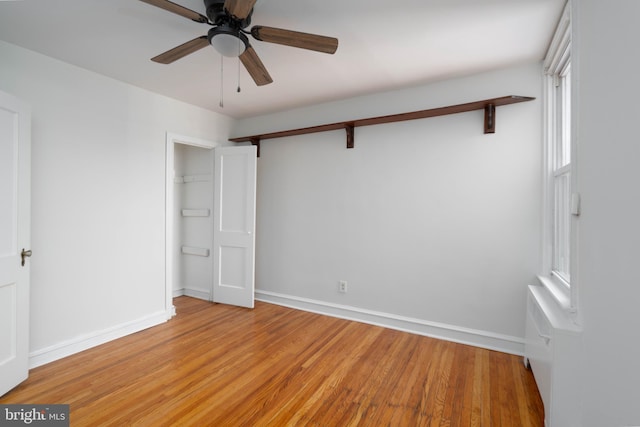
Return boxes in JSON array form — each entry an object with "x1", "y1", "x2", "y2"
[{"x1": 204, "y1": 0, "x2": 252, "y2": 28}]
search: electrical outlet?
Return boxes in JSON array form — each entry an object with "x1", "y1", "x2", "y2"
[{"x1": 339, "y1": 280, "x2": 348, "y2": 293}]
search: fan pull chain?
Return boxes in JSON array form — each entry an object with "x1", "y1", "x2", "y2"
[
  {"x1": 219, "y1": 55, "x2": 224, "y2": 108},
  {"x1": 237, "y1": 58, "x2": 241, "y2": 93},
  {"x1": 237, "y1": 39, "x2": 242, "y2": 93}
]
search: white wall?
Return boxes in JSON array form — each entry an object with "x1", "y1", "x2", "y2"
[
  {"x1": 573, "y1": 1, "x2": 640, "y2": 425},
  {"x1": 235, "y1": 63, "x2": 543, "y2": 352},
  {"x1": 0, "y1": 40, "x2": 232, "y2": 365}
]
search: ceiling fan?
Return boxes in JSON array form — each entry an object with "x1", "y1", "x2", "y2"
[{"x1": 140, "y1": 0, "x2": 339, "y2": 86}]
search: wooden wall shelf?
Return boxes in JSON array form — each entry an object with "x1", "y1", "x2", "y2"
[{"x1": 229, "y1": 95, "x2": 535, "y2": 156}]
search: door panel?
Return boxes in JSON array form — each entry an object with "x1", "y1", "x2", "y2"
[
  {"x1": 219, "y1": 152, "x2": 249, "y2": 232},
  {"x1": 212, "y1": 146, "x2": 256, "y2": 308},
  {"x1": 220, "y1": 246, "x2": 246, "y2": 288},
  {"x1": 0, "y1": 91, "x2": 30, "y2": 396},
  {"x1": 0, "y1": 286, "x2": 17, "y2": 363}
]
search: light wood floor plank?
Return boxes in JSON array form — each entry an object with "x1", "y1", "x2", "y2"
[{"x1": 1, "y1": 296, "x2": 543, "y2": 426}]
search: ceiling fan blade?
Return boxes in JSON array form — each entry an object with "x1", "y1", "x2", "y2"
[
  {"x1": 151, "y1": 36, "x2": 210, "y2": 64},
  {"x1": 239, "y1": 46, "x2": 273, "y2": 86},
  {"x1": 251, "y1": 26, "x2": 338, "y2": 54},
  {"x1": 224, "y1": 0, "x2": 257, "y2": 20},
  {"x1": 139, "y1": 0, "x2": 208, "y2": 23}
]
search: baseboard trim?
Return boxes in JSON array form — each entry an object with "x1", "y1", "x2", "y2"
[
  {"x1": 28, "y1": 310, "x2": 171, "y2": 369},
  {"x1": 182, "y1": 288, "x2": 211, "y2": 301},
  {"x1": 255, "y1": 290, "x2": 524, "y2": 355}
]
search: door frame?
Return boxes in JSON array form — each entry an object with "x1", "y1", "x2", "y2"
[{"x1": 165, "y1": 133, "x2": 219, "y2": 316}]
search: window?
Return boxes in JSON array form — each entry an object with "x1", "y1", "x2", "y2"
[
  {"x1": 543, "y1": 2, "x2": 573, "y2": 293},
  {"x1": 552, "y1": 64, "x2": 571, "y2": 284}
]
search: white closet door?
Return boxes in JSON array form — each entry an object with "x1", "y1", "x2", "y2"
[{"x1": 212, "y1": 145, "x2": 256, "y2": 308}]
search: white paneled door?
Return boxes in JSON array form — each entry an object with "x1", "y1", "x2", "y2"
[
  {"x1": 212, "y1": 146, "x2": 257, "y2": 308},
  {"x1": 0, "y1": 91, "x2": 31, "y2": 396}
]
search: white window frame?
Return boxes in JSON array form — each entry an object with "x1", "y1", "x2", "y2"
[{"x1": 541, "y1": 1, "x2": 577, "y2": 314}]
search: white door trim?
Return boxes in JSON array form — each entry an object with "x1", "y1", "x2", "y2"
[{"x1": 165, "y1": 133, "x2": 219, "y2": 316}]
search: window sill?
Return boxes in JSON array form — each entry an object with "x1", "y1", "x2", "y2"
[
  {"x1": 534, "y1": 275, "x2": 581, "y2": 331},
  {"x1": 536, "y1": 274, "x2": 573, "y2": 313}
]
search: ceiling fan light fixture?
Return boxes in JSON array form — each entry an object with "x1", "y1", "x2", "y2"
[{"x1": 208, "y1": 26, "x2": 248, "y2": 57}]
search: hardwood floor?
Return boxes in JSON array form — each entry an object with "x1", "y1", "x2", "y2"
[{"x1": 1, "y1": 297, "x2": 544, "y2": 426}]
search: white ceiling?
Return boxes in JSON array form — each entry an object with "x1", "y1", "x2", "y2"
[{"x1": 0, "y1": 0, "x2": 564, "y2": 119}]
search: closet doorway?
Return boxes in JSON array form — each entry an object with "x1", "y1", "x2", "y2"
[{"x1": 165, "y1": 134, "x2": 257, "y2": 316}]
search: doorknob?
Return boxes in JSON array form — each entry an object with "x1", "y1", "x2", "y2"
[{"x1": 21, "y1": 248, "x2": 32, "y2": 266}]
